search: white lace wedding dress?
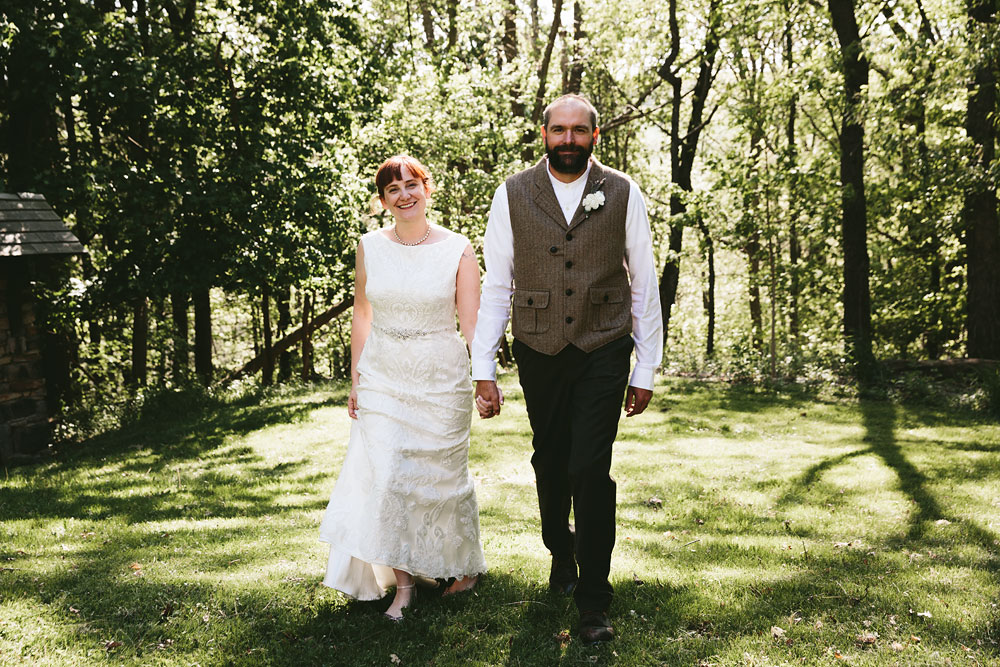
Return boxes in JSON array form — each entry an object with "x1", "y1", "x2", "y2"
[{"x1": 318, "y1": 226, "x2": 486, "y2": 600}]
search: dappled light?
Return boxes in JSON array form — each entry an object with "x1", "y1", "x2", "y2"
[{"x1": 3, "y1": 378, "x2": 997, "y2": 664}]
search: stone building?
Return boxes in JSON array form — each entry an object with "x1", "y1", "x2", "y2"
[{"x1": 1, "y1": 193, "x2": 84, "y2": 466}]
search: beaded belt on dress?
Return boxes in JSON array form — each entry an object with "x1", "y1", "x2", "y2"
[{"x1": 373, "y1": 323, "x2": 453, "y2": 340}]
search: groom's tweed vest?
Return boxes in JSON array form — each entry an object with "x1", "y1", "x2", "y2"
[{"x1": 506, "y1": 159, "x2": 632, "y2": 355}]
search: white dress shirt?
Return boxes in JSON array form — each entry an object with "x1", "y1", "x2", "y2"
[{"x1": 470, "y1": 161, "x2": 663, "y2": 390}]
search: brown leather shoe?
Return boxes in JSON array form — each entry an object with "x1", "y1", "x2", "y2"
[
  {"x1": 578, "y1": 610, "x2": 615, "y2": 644},
  {"x1": 548, "y1": 553, "x2": 578, "y2": 594}
]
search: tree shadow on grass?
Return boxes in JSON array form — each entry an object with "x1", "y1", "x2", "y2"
[
  {"x1": 0, "y1": 392, "x2": 332, "y2": 525},
  {"x1": 857, "y1": 399, "x2": 958, "y2": 543}
]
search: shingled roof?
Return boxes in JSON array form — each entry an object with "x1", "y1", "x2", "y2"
[{"x1": 0, "y1": 193, "x2": 85, "y2": 257}]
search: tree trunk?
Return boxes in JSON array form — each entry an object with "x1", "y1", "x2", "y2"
[
  {"x1": 194, "y1": 288, "x2": 212, "y2": 383},
  {"x1": 964, "y1": 0, "x2": 1000, "y2": 360},
  {"x1": 657, "y1": 0, "x2": 721, "y2": 344},
  {"x1": 530, "y1": 0, "x2": 540, "y2": 56},
  {"x1": 565, "y1": 1, "x2": 584, "y2": 94},
  {"x1": 530, "y1": 0, "x2": 564, "y2": 125},
  {"x1": 131, "y1": 297, "x2": 149, "y2": 388},
  {"x1": 446, "y1": 0, "x2": 457, "y2": 49},
  {"x1": 171, "y1": 291, "x2": 189, "y2": 378},
  {"x1": 418, "y1": 0, "x2": 435, "y2": 51},
  {"x1": 768, "y1": 234, "x2": 778, "y2": 378},
  {"x1": 828, "y1": 0, "x2": 876, "y2": 379},
  {"x1": 262, "y1": 287, "x2": 274, "y2": 387},
  {"x1": 744, "y1": 127, "x2": 765, "y2": 353},
  {"x1": 301, "y1": 291, "x2": 314, "y2": 381},
  {"x1": 785, "y1": 13, "x2": 801, "y2": 341},
  {"x1": 697, "y1": 216, "x2": 716, "y2": 357},
  {"x1": 277, "y1": 287, "x2": 292, "y2": 382},
  {"x1": 746, "y1": 228, "x2": 764, "y2": 352}
]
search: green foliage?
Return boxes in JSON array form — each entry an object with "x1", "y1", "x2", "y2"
[{"x1": 1, "y1": 0, "x2": 995, "y2": 417}]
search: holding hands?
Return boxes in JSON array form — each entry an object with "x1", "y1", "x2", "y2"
[{"x1": 474, "y1": 380, "x2": 504, "y2": 419}]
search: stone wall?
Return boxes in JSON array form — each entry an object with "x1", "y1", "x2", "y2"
[{"x1": 0, "y1": 265, "x2": 52, "y2": 466}]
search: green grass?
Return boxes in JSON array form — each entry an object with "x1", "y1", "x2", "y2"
[{"x1": 2, "y1": 376, "x2": 998, "y2": 666}]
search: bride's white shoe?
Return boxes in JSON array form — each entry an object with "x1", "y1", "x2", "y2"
[{"x1": 384, "y1": 584, "x2": 416, "y2": 621}]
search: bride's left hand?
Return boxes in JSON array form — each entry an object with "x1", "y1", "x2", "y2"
[{"x1": 348, "y1": 386, "x2": 360, "y2": 419}]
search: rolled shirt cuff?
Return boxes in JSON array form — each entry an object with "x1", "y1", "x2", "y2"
[
  {"x1": 471, "y1": 358, "x2": 498, "y2": 383},
  {"x1": 629, "y1": 364, "x2": 656, "y2": 391}
]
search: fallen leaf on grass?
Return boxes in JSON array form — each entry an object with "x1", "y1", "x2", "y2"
[
  {"x1": 891, "y1": 641, "x2": 905, "y2": 651},
  {"x1": 104, "y1": 641, "x2": 122, "y2": 651},
  {"x1": 553, "y1": 630, "x2": 571, "y2": 646},
  {"x1": 771, "y1": 626, "x2": 786, "y2": 639},
  {"x1": 390, "y1": 654, "x2": 401, "y2": 665},
  {"x1": 646, "y1": 497, "x2": 663, "y2": 509},
  {"x1": 856, "y1": 631, "x2": 879, "y2": 645},
  {"x1": 910, "y1": 635, "x2": 921, "y2": 643},
  {"x1": 935, "y1": 519, "x2": 951, "y2": 526}
]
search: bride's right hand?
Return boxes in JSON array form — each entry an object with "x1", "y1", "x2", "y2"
[{"x1": 348, "y1": 386, "x2": 359, "y2": 419}]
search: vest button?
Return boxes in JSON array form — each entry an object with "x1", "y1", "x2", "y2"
[
  {"x1": 565, "y1": 232, "x2": 573, "y2": 241},
  {"x1": 603, "y1": 294, "x2": 609, "y2": 302},
  {"x1": 565, "y1": 316, "x2": 574, "y2": 324},
  {"x1": 549, "y1": 245, "x2": 558, "y2": 254},
  {"x1": 565, "y1": 288, "x2": 573, "y2": 296},
  {"x1": 565, "y1": 260, "x2": 573, "y2": 269},
  {"x1": 527, "y1": 297, "x2": 534, "y2": 305}
]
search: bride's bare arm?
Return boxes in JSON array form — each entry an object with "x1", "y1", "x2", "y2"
[
  {"x1": 348, "y1": 240, "x2": 373, "y2": 419},
  {"x1": 455, "y1": 243, "x2": 481, "y2": 346}
]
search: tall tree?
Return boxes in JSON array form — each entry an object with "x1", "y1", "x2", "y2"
[
  {"x1": 964, "y1": 0, "x2": 1000, "y2": 359},
  {"x1": 828, "y1": 0, "x2": 875, "y2": 378},
  {"x1": 657, "y1": 0, "x2": 722, "y2": 344}
]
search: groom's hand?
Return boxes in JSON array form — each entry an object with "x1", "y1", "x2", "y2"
[
  {"x1": 624, "y1": 386, "x2": 652, "y2": 417},
  {"x1": 475, "y1": 380, "x2": 504, "y2": 419}
]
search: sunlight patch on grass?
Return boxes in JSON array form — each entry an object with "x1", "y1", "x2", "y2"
[{"x1": 3, "y1": 378, "x2": 998, "y2": 666}]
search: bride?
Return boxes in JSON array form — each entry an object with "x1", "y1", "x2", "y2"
[{"x1": 318, "y1": 155, "x2": 486, "y2": 620}]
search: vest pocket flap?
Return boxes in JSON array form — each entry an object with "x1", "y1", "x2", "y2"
[
  {"x1": 514, "y1": 289, "x2": 550, "y2": 308},
  {"x1": 589, "y1": 287, "x2": 626, "y2": 305}
]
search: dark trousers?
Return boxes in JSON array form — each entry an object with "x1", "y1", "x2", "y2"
[{"x1": 513, "y1": 335, "x2": 633, "y2": 613}]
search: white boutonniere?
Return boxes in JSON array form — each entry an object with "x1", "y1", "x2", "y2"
[{"x1": 582, "y1": 191, "x2": 605, "y2": 212}]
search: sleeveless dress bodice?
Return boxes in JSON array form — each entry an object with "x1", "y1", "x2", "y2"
[{"x1": 318, "y1": 228, "x2": 486, "y2": 599}]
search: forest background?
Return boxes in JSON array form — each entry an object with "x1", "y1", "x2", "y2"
[{"x1": 2, "y1": 0, "x2": 999, "y2": 434}]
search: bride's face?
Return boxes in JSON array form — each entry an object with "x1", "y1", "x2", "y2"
[{"x1": 380, "y1": 166, "x2": 429, "y2": 224}]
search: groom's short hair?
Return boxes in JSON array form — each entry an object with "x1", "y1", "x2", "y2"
[{"x1": 542, "y1": 94, "x2": 599, "y2": 131}]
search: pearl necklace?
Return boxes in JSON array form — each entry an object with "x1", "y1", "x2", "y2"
[{"x1": 393, "y1": 224, "x2": 431, "y2": 246}]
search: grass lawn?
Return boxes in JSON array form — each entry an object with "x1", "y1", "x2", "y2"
[{"x1": 1, "y1": 375, "x2": 998, "y2": 666}]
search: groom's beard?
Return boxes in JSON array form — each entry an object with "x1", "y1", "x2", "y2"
[{"x1": 546, "y1": 142, "x2": 593, "y2": 174}]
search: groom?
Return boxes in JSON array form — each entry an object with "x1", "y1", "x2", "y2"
[{"x1": 471, "y1": 94, "x2": 663, "y2": 643}]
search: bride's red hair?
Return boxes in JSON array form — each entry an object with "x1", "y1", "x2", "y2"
[{"x1": 374, "y1": 155, "x2": 436, "y2": 199}]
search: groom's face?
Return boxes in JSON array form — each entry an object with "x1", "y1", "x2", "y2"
[{"x1": 542, "y1": 102, "x2": 599, "y2": 176}]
